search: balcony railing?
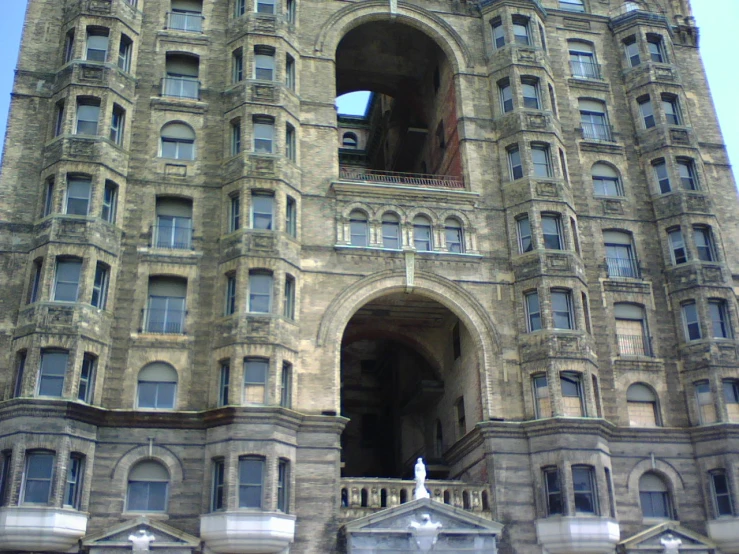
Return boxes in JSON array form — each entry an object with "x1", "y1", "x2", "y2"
[
  {"x1": 339, "y1": 166, "x2": 465, "y2": 190},
  {"x1": 161, "y1": 77, "x2": 200, "y2": 100},
  {"x1": 142, "y1": 308, "x2": 186, "y2": 334},
  {"x1": 570, "y1": 61, "x2": 603, "y2": 80},
  {"x1": 605, "y1": 257, "x2": 640, "y2": 279},
  {"x1": 151, "y1": 224, "x2": 193, "y2": 250},
  {"x1": 617, "y1": 334, "x2": 653, "y2": 357},
  {"x1": 340, "y1": 478, "x2": 490, "y2": 514},
  {"x1": 581, "y1": 123, "x2": 615, "y2": 142},
  {"x1": 167, "y1": 11, "x2": 204, "y2": 32}
]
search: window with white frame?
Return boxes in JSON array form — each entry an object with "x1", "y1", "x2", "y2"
[
  {"x1": 627, "y1": 383, "x2": 660, "y2": 427},
  {"x1": 160, "y1": 122, "x2": 195, "y2": 160},
  {"x1": 286, "y1": 124, "x2": 296, "y2": 161},
  {"x1": 110, "y1": 104, "x2": 125, "y2": 145},
  {"x1": 78, "y1": 354, "x2": 96, "y2": 403},
  {"x1": 569, "y1": 41, "x2": 599, "y2": 79},
  {"x1": 723, "y1": 380, "x2": 739, "y2": 422},
  {"x1": 231, "y1": 120, "x2": 242, "y2": 156},
  {"x1": 521, "y1": 77, "x2": 540, "y2": 109},
  {"x1": 491, "y1": 18, "x2": 505, "y2": 49},
  {"x1": 251, "y1": 191, "x2": 274, "y2": 230},
  {"x1": 38, "y1": 350, "x2": 68, "y2": 397},
  {"x1": 28, "y1": 259, "x2": 42, "y2": 304},
  {"x1": 63, "y1": 29, "x2": 75, "y2": 64},
  {"x1": 278, "y1": 459, "x2": 289, "y2": 512},
  {"x1": 102, "y1": 180, "x2": 118, "y2": 223},
  {"x1": 286, "y1": 196, "x2": 297, "y2": 237},
  {"x1": 243, "y1": 358, "x2": 268, "y2": 404},
  {"x1": 155, "y1": 197, "x2": 193, "y2": 250},
  {"x1": 668, "y1": 227, "x2": 687, "y2": 264},
  {"x1": 225, "y1": 273, "x2": 236, "y2": 315},
  {"x1": 169, "y1": 0, "x2": 203, "y2": 32},
  {"x1": 234, "y1": 0, "x2": 246, "y2": 17},
  {"x1": 382, "y1": 213, "x2": 401, "y2": 249},
  {"x1": 75, "y1": 98, "x2": 100, "y2": 135},
  {"x1": 524, "y1": 290, "x2": 541, "y2": 332},
  {"x1": 284, "y1": 275, "x2": 295, "y2": 319},
  {"x1": 693, "y1": 225, "x2": 717, "y2": 262},
  {"x1": 218, "y1": 362, "x2": 230, "y2": 407},
  {"x1": 579, "y1": 99, "x2": 611, "y2": 141},
  {"x1": 624, "y1": 36, "x2": 640, "y2": 67},
  {"x1": 286, "y1": 54, "x2": 295, "y2": 90},
  {"x1": 254, "y1": 47, "x2": 275, "y2": 80},
  {"x1": 118, "y1": 35, "x2": 133, "y2": 72},
  {"x1": 572, "y1": 465, "x2": 598, "y2": 514},
  {"x1": 682, "y1": 301, "x2": 701, "y2": 341},
  {"x1": 238, "y1": 457, "x2": 264, "y2": 508},
  {"x1": 126, "y1": 460, "x2": 169, "y2": 512},
  {"x1": 533, "y1": 374, "x2": 551, "y2": 418},
  {"x1": 13, "y1": 352, "x2": 26, "y2": 398},
  {"x1": 543, "y1": 467, "x2": 563, "y2": 515},
  {"x1": 286, "y1": 0, "x2": 296, "y2": 23},
  {"x1": 677, "y1": 159, "x2": 698, "y2": 190},
  {"x1": 280, "y1": 362, "x2": 292, "y2": 408},
  {"x1": 541, "y1": 214, "x2": 563, "y2": 250},
  {"x1": 647, "y1": 34, "x2": 667, "y2": 63},
  {"x1": 256, "y1": 0, "x2": 275, "y2": 13},
  {"x1": 54, "y1": 101, "x2": 65, "y2": 137},
  {"x1": 710, "y1": 470, "x2": 734, "y2": 517},
  {"x1": 662, "y1": 94, "x2": 682, "y2": 125},
  {"x1": 232, "y1": 48, "x2": 244, "y2": 83},
  {"x1": 211, "y1": 458, "x2": 225, "y2": 511},
  {"x1": 137, "y1": 363, "x2": 177, "y2": 409},
  {"x1": 615, "y1": 303, "x2": 651, "y2": 356},
  {"x1": 146, "y1": 277, "x2": 187, "y2": 334},
  {"x1": 498, "y1": 79, "x2": 513, "y2": 113},
  {"x1": 561, "y1": 372, "x2": 584, "y2": 416},
  {"x1": 86, "y1": 27, "x2": 109, "y2": 62},
  {"x1": 229, "y1": 193, "x2": 241, "y2": 232},
  {"x1": 63, "y1": 454, "x2": 84, "y2": 509},
  {"x1": 559, "y1": 0, "x2": 585, "y2": 11},
  {"x1": 253, "y1": 117, "x2": 274, "y2": 153},
  {"x1": 709, "y1": 300, "x2": 732, "y2": 339},
  {"x1": 66, "y1": 175, "x2": 92, "y2": 215},
  {"x1": 163, "y1": 53, "x2": 200, "y2": 99},
  {"x1": 413, "y1": 215, "x2": 433, "y2": 251},
  {"x1": 54, "y1": 257, "x2": 82, "y2": 302},
  {"x1": 91, "y1": 262, "x2": 109, "y2": 309},
  {"x1": 22, "y1": 451, "x2": 55, "y2": 504},
  {"x1": 695, "y1": 381, "x2": 716, "y2": 424},
  {"x1": 349, "y1": 210, "x2": 368, "y2": 246},
  {"x1": 248, "y1": 271, "x2": 273, "y2": 313},
  {"x1": 638, "y1": 96, "x2": 656, "y2": 129},
  {"x1": 445, "y1": 218, "x2": 464, "y2": 253},
  {"x1": 517, "y1": 215, "x2": 533, "y2": 253},
  {"x1": 508, "y1": 145, "x2": 523, "y2": 180},
  {"x1": 639, "y1": 472, "x2": 673, "y2": 518},
  {"x1": 531, "y1": 144, "x2": 552, "y2": 178},
  {"x1": 512, "y1": 15, "x2": 530, "y2": 45}
]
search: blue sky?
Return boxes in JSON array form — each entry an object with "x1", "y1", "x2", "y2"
[{"x1": 1, "y1": 1, "x2": 736, "y2": 183}]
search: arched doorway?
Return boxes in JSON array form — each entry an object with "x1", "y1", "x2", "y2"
[{"x1": 340, "y1": 292, "x2": 479, "y2": 479}]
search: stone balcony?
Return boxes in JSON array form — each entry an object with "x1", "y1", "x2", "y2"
[
  {"x1": 707, "y1": 518, "x2": 739, "y2": 553},
  {"x1": 536, "y1": 516, "x2": 620, "y2": 554},
  {"x1": 0, "y1": 506, "x2": 88, "y2": 552},
  {"x1": 339, "y1": 477, "x2": 491, "y2": 520},
  {"x1": 200, "y1": 511, "x2": 295, "y2": 554}
]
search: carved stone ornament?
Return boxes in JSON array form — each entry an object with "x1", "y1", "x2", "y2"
[
  {"x1": 660, "y1": 533, "x2": 682, "y2": 554},
  {"x1": 129, "y1": 529, "x2": 155, "y2": 552},
  {"x1": 409, "y1": 514, "x2": 442, "y2": 553}
]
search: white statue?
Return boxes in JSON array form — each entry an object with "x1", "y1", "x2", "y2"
[
  {"x1": 409, "y1": 513, "x2": 443, "y2": 553},
  {"x1": 414, "y1": 457, "x2": 430, "y2": 499},
  {"x1": 129, "y1": 529, "x2": 155, "y2": 553},
  {"x1": 660, "y1": 533, "x2": 682, "y2": 554}
]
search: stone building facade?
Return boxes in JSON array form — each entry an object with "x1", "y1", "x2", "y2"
[{"x1": 0, "y1": 0, "x2": 737, "y2": 552}]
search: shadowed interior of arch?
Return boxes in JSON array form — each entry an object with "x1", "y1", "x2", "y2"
[
  {"x1": 335, "y1": 20, "x2": 462, "y2": 180},
  {"x1": 340, "y1": 292, "x2": 478, "y2": 480}
]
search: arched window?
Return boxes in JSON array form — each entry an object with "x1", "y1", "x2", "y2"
[
  {"x1": 445, "y1": 218, "x2": 464, "y2": 253},
  {"x1": 614, "y1": 303, "x2": 650, "y2": 356},
  {"x1": 639, "y1": 472, "x2": 673, "y2": 519},
  {"x1": 137, "y1": 363, "x2": 177, "y2": 409},
  {"x1": 413, "y1": 215, "x2": 433, "y2": 251},
  {"x1": 342, "y1": 132, "x2": 358, "y2": 149},
  {"x1": 349, "y1": 210, "x2": 368, "y2": 247},
  {"x1": 381, "y1": 212, "x2": 400, "y2": 249},
  {"x1": 126, "y1": 460, "x2": 169, "y2": 512},
  {"x1": 160, "y1": 122, "x2": 195, "y2": 160},
  {"x1": 592, "y1": 163, "x2": 623, "y2": 197},
  {"x1": 627, "y1": 383, "x2": 660, "y2": 427}
]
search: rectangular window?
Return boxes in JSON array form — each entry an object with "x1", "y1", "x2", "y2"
[
  {"x1": 256, "y1": 0, "x2": 275, "y2": 14},
  {"x1": 239, "y1": 457, "x2": 264, "y2": 508},
  {"x1": 533, "y1": 375, "x2": 551, "y2": 418},
  {"x1": 284, "y1": 276, "x2": 295, "y2": 319},
  {"x1": 286, "y1": 197, "x2": 297, "y2": 238},
  {"x1": 711, "y1": 471, "x2": 734, "y2": 517},
  {"x1": 251, "y1": 192, "x2": 274, "y2": 230},
  {"x1": 212, "y1": 459, "x2": 225, "y2": 511},
  {"x1": 63, "y1": 30, "x2": 75, "y2": 64},
  {"x1": 682, "y1": 301, "x2": 701, "y2": 341},
  {"x1": 525, "y1": 291, "x2": 541, "y2": 332},
  {"x1": 86, "y1": 29, "x2": 109, "y2": 62},
  {"x1": 76, "y1": 100, "x2": 100, "y2": 135},
  {"x1": 0, "y1": 451, "x2": 11, "y2": 506},
  {"x1": 77, "y1": 354, "x2": 96, "y2": 403},
  {"x1": 531, "y1": 144, "x2": 552, "y2": 178},
  {"x1": 696, "y1": 381, "x2": 716, "y2": 424},
  {"x1": 572, "y1": 466, "x2": 598, "y2": 514},
  {"x1": 225, "y1": 274, "x2": 236, "y2": 315},
  {"x1": 118, "y1": 35, "x2": 132, "y2": 72},
  {"x1": 218, "y1": 362, "x2": 230, "y2": 407},
  {"x1": 234, "y1": 0, "x2": 246, "y2": 17},
  {"x1": 146, "y1": 291, "x2": 186, "y2": 335},
  {"x1": 278, "y1": 459, "x2": 289, "y2": 512},
  {"x1": 232, "y1": 49, "x2": 244, "y2": 83},
  {"x1": 678, "y1": 160, "x2": 698, "y2": 190},
  {"x1": 38, "y1": 351, "x2": 68, "y2": 397},
  {"x1": 28, "y1": 260, "x2": 42, "y2": 304},
  {"x1": 286, "y1": 0, "x2": 296, "y2": 23},
  {"x1": 491, "y1": 19, "x2": 505, "y2": 49},
  {"x1": 286, "y1": 124, "x2": 296, "y2": 161},
  {"x1": 559, "y1": 0, "x2": 585, "y2": 12},
  {"x1": 541, "y1": 215, "x2": 563, "y2": 250},
  {"x1": 456, "y1": 397, "x2": 466, "y2": 437},
  {"x1": 91, "y1": 263, "x2": 109, "y2": 309},
  {"x1": 639, "y1": 98, "x2": 656, "y2": 129},
  {"x1": 648, "y1": 36, "x2": 666, "y2": 63},
  {"x1": 663, "y1": 96, "x2": 682, "y2": 125},
  {"x1": 249, "y1": 272, "x2": 272, "y2": 313},
  {"x1": 522, "y1": 79, "x2": 540, "y2": 110},
  {"x1": 244, "y1": 358, "x2": 268, "y2": 404},
  {"x1": 724, "y1": 380, "x2": 739, "y2": 422},
  {"x1": 229, "y1": 194, "x2": 241, "y2": 232},
  {"x1": 694, "y1": 226, "x2": 716, "y2": 262},
  {"x1": 228, "y1": 121, "x2": 241, "y2": 158},
  {"x1": 255, "y1": 52, "x2": 275, "y2": 81},
  {"x1": 624, "y1": 37, "x2": 640, "y2": 67},
  {"x1": 653, "y1": 160, "x2": 671, "y2": 193},
  {"x1": 254, "y1": 120, "x2": 274, "y2": 154},
  {"x1": 668, "y1": 228, "x2": 687, "y2": 264},
  {"x1": 23, "y1": 452, "x2": 55, "y2": 504},
  {"x1": 102, "y1": 181, "x2": 118, "y2": 223},
  {"x1": 281, "y1": 362, "x2": 292, "y2": 408},
  {"x1": 54, "y1": 102, "x2": 65, "y2": 137},
  {"x1": 517, "y1": 216, "x2": 532, "y2": 253},
  {"x1": 561, "y1": 372, "x2": 584, "y2": 416},
  {"x1": 286, "y1": 55, "x2": 296, "y2": 91},
  {"x1": 499, "y1": 81, "x2": 513, "y2": 113},
  {"x1": 512, "y1": 16, "x2": 530, "y2": 45},
  {"x1": 66, "y1": 176, "x2": 91, "y2": 215},
  {"x1": 44, "y1": 179, "x2": 55, "y2": 216},
  {"x1": 63, "y1": 454, "x2": 84, "y2": 509},
  {"x1": 552, "y1": 290, "x2": 574, "y2": 330},
  {"x1": 54, "y1": 258, "x2": 82, "y2": 302},
  {"x1": 13, "y1": 352, "x2": 27, "y2": 398},
  {"x1": 508, "y1": 145, "x2": 523, "y2": 180},
  {"x1": 709, "y1": 300, "x2": 732, "y2": 339},
  {"x1": 543, "y1": 467, "x2": 563, "y2": 515}
]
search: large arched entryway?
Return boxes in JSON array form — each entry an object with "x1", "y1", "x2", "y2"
[{"x1": 340, "y1": 292, "x2": 479, "y2": 480}]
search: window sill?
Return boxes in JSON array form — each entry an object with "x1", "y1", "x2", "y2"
[{"x1": 122, "y1": 512, "x2": 169, "y2": 520}]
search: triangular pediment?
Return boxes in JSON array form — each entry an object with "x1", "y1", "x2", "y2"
[
  {"x1": 82, "y1": 516, "x2": 200, "y2": 549},
  {"x1": 619, "y1": 521, "x2": 717, "y2": 553},
  {"x1": 343, "y1": 497, "x2": 503, "y2": 533}
]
